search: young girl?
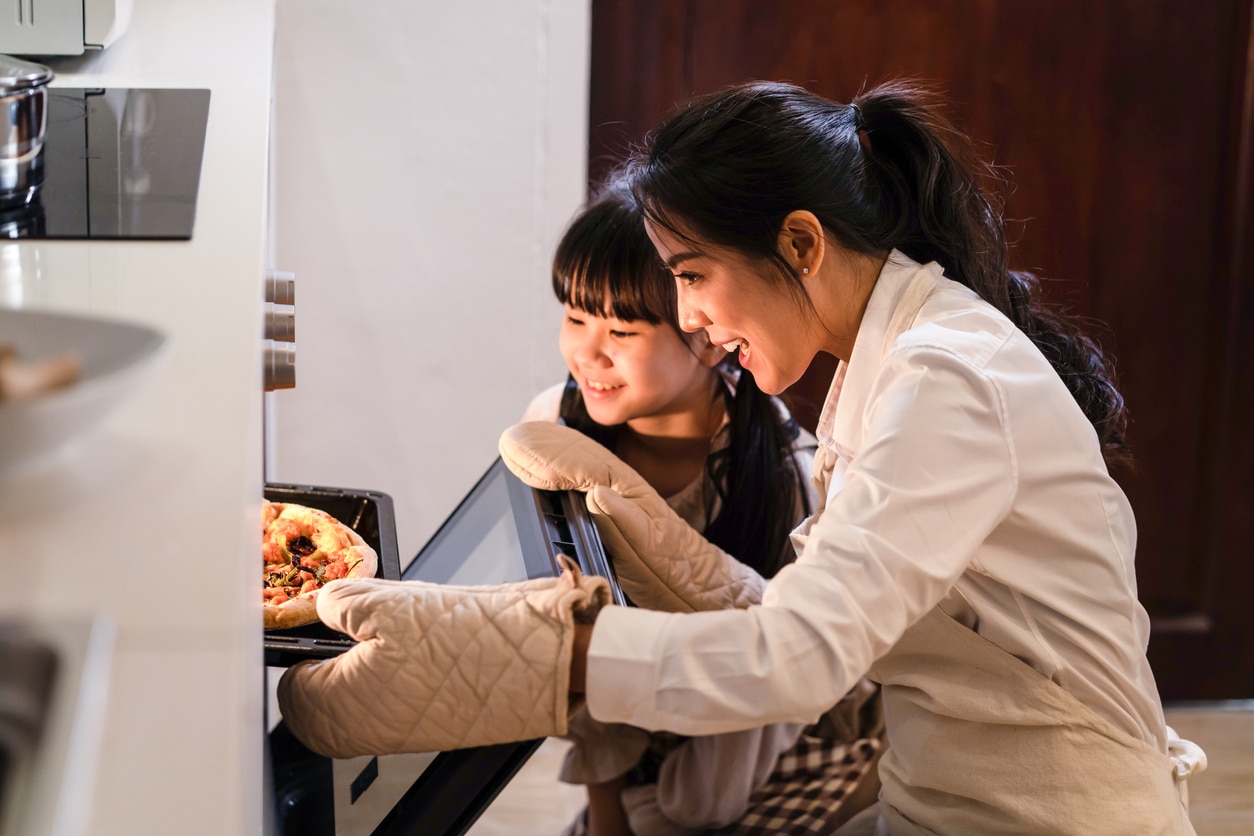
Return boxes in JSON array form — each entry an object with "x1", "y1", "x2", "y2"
[{"x1": 523, "y1": 180, "x2": 882, "y2": 834}]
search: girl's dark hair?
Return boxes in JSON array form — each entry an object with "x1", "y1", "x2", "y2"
[
  {"x1": 553, "y1": 178, "x2": 811, "y2": 577},
  {"x1": 626, "y1": 79, "x2": 1130, "y2": 466}
]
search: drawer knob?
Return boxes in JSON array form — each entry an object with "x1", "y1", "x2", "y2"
[
  {"x1": 264, "y1": 269, "x2": 296, "y2": 305},
  {"x1": 264, "y1": 303, "x2": 295, "y2": 342},
  {"x1": 263, "y1": 340, "x2": 295, "y2": 391}
]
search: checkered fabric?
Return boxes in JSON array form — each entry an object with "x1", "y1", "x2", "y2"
[{"x1": 713, "y1": 734, "x2": 882, "y2": 835}]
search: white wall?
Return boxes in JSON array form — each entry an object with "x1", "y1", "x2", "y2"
[{"x1": 269, "y1": 0, "x2": 589, "y2": 561}]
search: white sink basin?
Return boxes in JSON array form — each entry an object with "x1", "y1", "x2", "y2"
[
  {"x1": 0, "y1": 619, "x2": 113, "y2": 836},
  {"x1": 0, "y1": 634, "x2": 58, "y2": 833}
]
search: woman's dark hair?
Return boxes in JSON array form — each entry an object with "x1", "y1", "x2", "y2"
[
  {"x1": 552, "y1": 178, "x2": 811, "y2": 577},
  {"x1": 626, "y1": 79, "x2": 1130, "y2": 466}
]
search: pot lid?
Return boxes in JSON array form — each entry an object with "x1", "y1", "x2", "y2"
[{"x1": 0, "y1": 54, "x2": 54, "y2": 92}]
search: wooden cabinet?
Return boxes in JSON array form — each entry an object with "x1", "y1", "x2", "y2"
[{"x1": 589, "y1": 0, "x2": 1254, "y2": 700}]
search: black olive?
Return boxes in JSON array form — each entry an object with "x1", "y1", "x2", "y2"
[{"x1": 288, "y1": 535, "x2": 317, "y2": 557}]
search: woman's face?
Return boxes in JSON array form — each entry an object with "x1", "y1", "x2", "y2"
[
  {"x1": 644, "y1": 221, "x2": 818, "y2": 396},
  {"x1": 558, "y1": 304, "x2": 719, "y2": 430}
]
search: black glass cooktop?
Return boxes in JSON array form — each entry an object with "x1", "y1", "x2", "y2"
[{"x1": 0, "y1": 87, "x2": 211, "y2": 240}]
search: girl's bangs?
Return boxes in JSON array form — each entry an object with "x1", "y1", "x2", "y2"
[
  {"x1": 556, "y1": 263, "x2": 666, "y2": 324},
  {"x1": 552, "y1": 225, "x2": 674, "y2": 326}
]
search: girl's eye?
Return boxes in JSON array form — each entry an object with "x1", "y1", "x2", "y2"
[
  {"x1": 565, "y1": 314, "x2": 585, "y2": 326},
  {"x1": 675, "y1": 272, "x2": 701, "y2": 286},
  {"x1": 610, "y1": 329, "x2": 636, "y2": 339}
]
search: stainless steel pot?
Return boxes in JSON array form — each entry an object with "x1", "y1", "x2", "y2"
[{"x1": 0, "y1": 55, "x2": 53, "y2": 210}]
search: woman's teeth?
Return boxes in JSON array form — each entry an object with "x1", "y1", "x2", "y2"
[{"x1": 722, "y1": 339, "x2": 750, "y2": 360}]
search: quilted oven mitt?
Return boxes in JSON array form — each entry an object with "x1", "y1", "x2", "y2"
[
  {"x1": 499, "y1": 421, "x2": 766, "y2": 613},
  {"x1": 276, "y1": 556, "x2": 610, "y2": 758}
]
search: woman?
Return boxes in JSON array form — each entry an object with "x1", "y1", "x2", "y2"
[
  {"x1": 525, "y1": 182, "x2": 881, "y2": 835},
  {"x1": 279, "y1": 79, "x2": 1204, "y2": 834}
]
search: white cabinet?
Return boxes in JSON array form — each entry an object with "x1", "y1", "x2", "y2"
[{"x1": 0, "y1": 1, "x2": 277, "y2": 833}]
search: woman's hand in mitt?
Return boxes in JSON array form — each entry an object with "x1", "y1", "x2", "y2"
[
  {"x1": 499, "y1": 421, "x2": 766, "y2": 613},
  {"x1": 277, "y1": 556, "x2": 610, "y2": 759}
]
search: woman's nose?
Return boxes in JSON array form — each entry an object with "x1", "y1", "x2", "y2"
[{"x1": 676, "y1": 290, "x2": 711, "y2": 333}]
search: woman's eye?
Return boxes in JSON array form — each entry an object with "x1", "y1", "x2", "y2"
[{"x1": 675, "y1": 272, "x2": 701, "y2": 285}]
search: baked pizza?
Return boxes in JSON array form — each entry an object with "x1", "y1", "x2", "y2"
[{"x1": 262, "y1": 501, "x2": 379, "y2": 630}]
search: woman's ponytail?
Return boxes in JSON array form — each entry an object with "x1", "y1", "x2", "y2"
[
  {"x1": 1005, "y1": 271, "x2": 1130, "y2": 462},
  {"x1": 855, "y1": 82, "x2": 1130, "y2": 463},
  {"x1": 633, "y1": 78, "x2": 1130, "y2": 465}
]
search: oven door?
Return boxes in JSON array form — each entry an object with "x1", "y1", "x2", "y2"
[{"x1": 269, "y1": 457, "x2": 623, "y2": 836}]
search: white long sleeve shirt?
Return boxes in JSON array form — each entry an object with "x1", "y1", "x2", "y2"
[{"x1": 586, "y1": 253, "x2": 1169, "y2": 750}]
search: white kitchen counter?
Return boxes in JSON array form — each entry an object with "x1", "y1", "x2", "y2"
[{"x1": 0, "y1": 1, "x2": 275, "y2": 833}]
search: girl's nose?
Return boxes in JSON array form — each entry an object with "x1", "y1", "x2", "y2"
[{"x1": 572, "y1": 333, "x2": 611, "y2": 367}]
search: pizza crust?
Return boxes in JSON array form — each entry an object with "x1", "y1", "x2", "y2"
[
  {"x1": 265, "y1": 595, "x2": 320, "y2": 630},
  {"x1": 262, "y1": 501, "x2": 379, "y2": 630}
]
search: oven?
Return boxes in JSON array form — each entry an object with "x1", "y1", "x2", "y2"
[{"x1": 264, "y1": 456, "x2": 624, "y2": 836}]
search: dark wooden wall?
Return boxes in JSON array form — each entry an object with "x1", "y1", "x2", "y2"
[{"x1": 588, "y1": 0, "x2": 1254, "y2": 701}]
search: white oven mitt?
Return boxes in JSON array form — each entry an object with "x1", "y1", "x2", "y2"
[
  {"x1": 276, "y1": 556, "x2": 610, "y2": 758},
  {"x1": 499, "y1": 421, "x2": 766, "y2": 613}
]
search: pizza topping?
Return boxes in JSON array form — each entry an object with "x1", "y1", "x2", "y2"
[
  {"x1": 265, "y1": 563, "x2": 304, "y2": 588},
  {"x1": 289, "y1": 535, "x2": 317, "y2": 558}
]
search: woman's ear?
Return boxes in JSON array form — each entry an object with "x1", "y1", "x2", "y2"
[{"x1": 778, "y1": 210, "x2": 826, "y2": 277}]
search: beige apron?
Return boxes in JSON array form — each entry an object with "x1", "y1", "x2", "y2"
[
  {"x1": 825, "y1": 268, "x2": 1197, "y2": 835},
  {"x1": 865, "y1": 605, "x2": 1195, "y2": 835}
]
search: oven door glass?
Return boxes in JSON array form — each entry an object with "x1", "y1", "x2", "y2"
[
  {"x1": 271, "y1": 457, "x2": 622, "y2": 836},
  {"x1": 401, "y1": 456, "x2": 558, "y2": 584}
]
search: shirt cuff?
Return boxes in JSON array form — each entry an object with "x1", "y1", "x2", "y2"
[{"x1": 585, "y1": 604, "x2": 675, "y2": 726}]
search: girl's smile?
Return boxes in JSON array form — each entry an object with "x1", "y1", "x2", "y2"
[
  {"x1": 558, "y1": 304, "x2": 723, "y2": 434},
  {"x1": 582, "y1": 378, "x2": 625, "y2": 395}
]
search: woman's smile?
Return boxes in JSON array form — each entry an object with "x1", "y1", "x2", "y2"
[{"x1": 719, "y1": 337, "x2": 751, "y2": 367}]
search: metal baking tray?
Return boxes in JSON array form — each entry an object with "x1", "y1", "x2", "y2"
[{"x1": 262, "y1": 483, "x2": 402, "y2": 668}]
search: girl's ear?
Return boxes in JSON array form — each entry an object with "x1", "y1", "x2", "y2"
[{"x1": 778, "y1": 210, "x2": 826, "y2": 277}]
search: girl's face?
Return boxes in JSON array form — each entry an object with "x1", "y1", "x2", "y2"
[
  {"x1": 645, "y1": 222, "x2": 819, "y2": 396},
  {"x1": 559, "y1": 304, "x2": 720, "y2": 430}
]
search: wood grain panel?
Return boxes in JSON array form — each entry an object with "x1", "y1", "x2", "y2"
[{"x1": 590, "y1": 0, "x2": 1254, "y2": 697}]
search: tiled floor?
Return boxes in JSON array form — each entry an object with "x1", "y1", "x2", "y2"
[
  {"x1": 467, "y1": 738, "x2": 585, "y2": 835},
  {"x1": 468, "y1": 704, "x2": 1254, "y2": 835}
]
